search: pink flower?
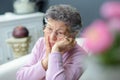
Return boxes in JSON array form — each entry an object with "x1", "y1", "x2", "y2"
[
  {"x1": 83, "y1": 20, "x2": 113, "y2": 54},
  {"x1": 100, "y1": 1, "x2": 120, "y2": 36},
  {"x1": 108, "y1": 18, "x2": 120, "y2": 32},
  {"x1": 100, "y1": 1, "x2": 120, "y2": 19}
]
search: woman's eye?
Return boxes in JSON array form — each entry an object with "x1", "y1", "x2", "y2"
[
  {"x1": 47, "y1": 27, "x2": 53, "y2": 31},
  {"x1": 58, "y1": 32, "x2": 64, "y2": 35},
  {"x1": 49, "y1": 28, "x2": 52, "y2": 30}
]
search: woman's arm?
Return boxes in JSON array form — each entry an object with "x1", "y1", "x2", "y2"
[
  {"x1": 46, "y1": 49, "x2": 86, "y2": 80},
  {"x1": 16, "y1": 38, "x2": 46, "y2": 80},
  {"x1": 45, "y1": 37, "x2": 85, "y2": 80}
]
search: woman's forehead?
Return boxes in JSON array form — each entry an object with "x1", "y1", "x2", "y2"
[{"x1": 46, "y1": 18, "x2": 70, "y2": 30}]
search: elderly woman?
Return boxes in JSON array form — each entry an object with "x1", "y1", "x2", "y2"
[{"x1": 16, "y1": 4, "x2": 86, "y2": 80}]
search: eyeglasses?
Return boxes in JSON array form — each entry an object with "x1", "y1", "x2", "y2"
[
  {"x1": 44, "y1": 26, "x2": 68, "y2": 38},
  {"x1": 44, "y1": 18, "x2": 71, "y2": 38}
]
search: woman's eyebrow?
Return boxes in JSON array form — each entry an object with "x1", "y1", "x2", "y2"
[
  {"x1": 47, "y1": 23, "x2": 53, "y2": 27},
  {"x1": 47, "y1": 23, "x2": 65, "y2": 31}
]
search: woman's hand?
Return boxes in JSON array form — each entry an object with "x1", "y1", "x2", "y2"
[
  {"x1": 51, "y1": 37, "x2": 76, "y2": 54},
  {"x1": 45, "y1": 34, "x2": 51, "y2": 57},
  {"x1": 42, "y1": 30, "x2": 51, "y2": 70}
]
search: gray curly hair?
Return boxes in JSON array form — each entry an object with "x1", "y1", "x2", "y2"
[{"x1": 44, "y1": 4, "x2": 82, "y2": 34}]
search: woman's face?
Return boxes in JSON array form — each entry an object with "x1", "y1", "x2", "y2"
[{"x1": 44, "y1": 18, "x2": 70, "y2": 47}]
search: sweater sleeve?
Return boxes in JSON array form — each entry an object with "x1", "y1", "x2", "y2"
[
  {"x1": 16, "y1": 37, "x2": 46, "y2": 80},
  {"x1": 46, "y1": 49, "x2": 86, "y2": 80}
]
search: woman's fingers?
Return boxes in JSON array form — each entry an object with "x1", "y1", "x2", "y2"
[
  {"x1": 46, "y1": 36, "x2": 51, "y2": 51},
  {"x1": 45, "y1": 35, "x2": 50, "y2": 47},
  {"x1": 44, "y1": 32, "x2": 51, "y2": 56},
  {"x1": 65, "y1": 37, "x2": 74, "y2": 45},
  {"x1": 59, "y1": 37, "x2": 76, "y2": 52}
]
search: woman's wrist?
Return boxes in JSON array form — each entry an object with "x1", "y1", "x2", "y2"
[
  {"x1": 41, "y1": 57, "x2": 48, "y2": 70},
  {"x1": 51, "y1": 46, "x2": 60, "y2": 53}
]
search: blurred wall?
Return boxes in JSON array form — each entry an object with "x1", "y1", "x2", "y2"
[
  {"x1": 0, "y1": 0, "x2": 113, "y2": 27},
  {"x1": 0, "y1": 0, "x2": 13, "y2": 14}
]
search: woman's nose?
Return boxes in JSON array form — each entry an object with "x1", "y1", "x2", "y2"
[{"x1": 50, "y1": 32, "x2": 57, "y2": 41}]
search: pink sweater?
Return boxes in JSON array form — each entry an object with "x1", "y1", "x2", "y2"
[{"x1": 16, "y1": 37, "x2": 86, "y2": 80}]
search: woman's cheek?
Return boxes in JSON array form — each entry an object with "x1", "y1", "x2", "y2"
[{"x1": 57, "y1": 37, "x2": 64, "y2": 41}]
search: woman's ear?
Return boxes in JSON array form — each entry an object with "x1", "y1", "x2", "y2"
[
  {"x1": 71, "y1": 31, "x2": 79, "y2": 38},
  {"x1": 43, "y1": 17, "x2": 47, "y2": 25},
  {"x1": 43, "y1": 28, "x2": 46, "y2": 33},
  {"x1": 74, "y1": 31, "x2": 79, "y2": 36}
]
